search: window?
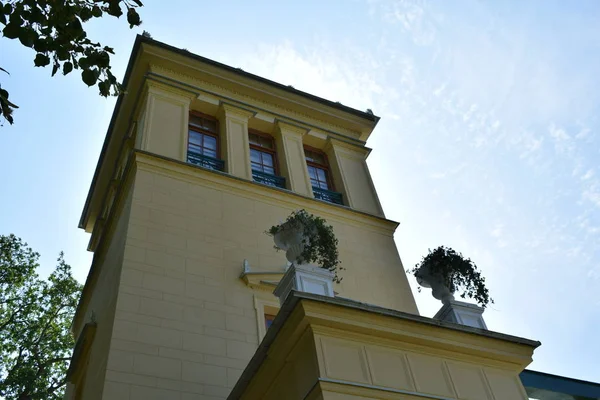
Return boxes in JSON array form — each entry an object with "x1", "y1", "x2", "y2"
[
  {"x1": 304, "y1": 147, "x2": 343, "y2": 205},
  {"x1": 249, "y1": 131, "x2": 285, "y2": 188},
  {"x1": 264, "y1": 313, "x2": 276, "y2": 330},
  {"x1": 254, "y1": 297, "x2": 280, "y2": 341},
  {"x1": 187, "y1": 113, "x2": 224, "y2": 171}
]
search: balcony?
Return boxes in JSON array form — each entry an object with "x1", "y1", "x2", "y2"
[
  {"x1": 312, "y1": 186, "x2": 343, "y2": 205},
  {"x1": 252, "y1": 170, "x2": 286, "y2": 189},
  {"x1": 228, "y1": 291, "x2": 540, "y2": 400},
  {"x1": 187, "y1": 151, "x2": 225, "y2": 171}
]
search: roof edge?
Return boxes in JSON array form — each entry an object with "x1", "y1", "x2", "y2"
[
  {"x1": 78, "y1": 35, "x2": 143, "y2": 229},
  {"x1": 139, "y1": 35, "x2": 380, "y2": 123},
  {"x1": 79, "y1": 34, "x2": 381, "y2": 230}
]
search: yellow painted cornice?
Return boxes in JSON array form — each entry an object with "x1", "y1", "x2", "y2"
[
  {"x1": 240, "y1": 271, "x2": 285, "y2": 291},
  {"x1": 301, "y1": 299, "x2": 535, "y2": 370},
  {"x1": 275, "y1": 120, "x2": 310, "y2": 136},
  {"x1": 325, "y1": 137, "x2": 373, "y2": 159},
  {"x1": 218, "y1": 101, "x2": 256, "y2": 120},
  {"x1": 229, "y1": 292, "x2": 540, "y2": 400}
]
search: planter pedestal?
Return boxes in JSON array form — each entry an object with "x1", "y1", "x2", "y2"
[
  {"x1": 434, "y1": 299, "x2": 487, "y2": 329},
  {"x1": 273, "y1": 264, "x2": 334, "y2": 306}
]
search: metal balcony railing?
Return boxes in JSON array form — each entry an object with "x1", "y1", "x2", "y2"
[
  {"x1": 187, "y1": 151, "x2": 225, "y2": 171},
  {"x1": 252, "y1": 170, "x2": 286, "y2": 189},
  {"x1": 313, "y1": 186, "x2": 343, "y2": 205}
]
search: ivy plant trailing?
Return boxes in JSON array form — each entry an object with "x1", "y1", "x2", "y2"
[
  {"x1": 267, "y1": 209, "x2": 343, "y2": 283},
  {"x1": 408, "y1": 246, "x2": 493, "y2": 308}
]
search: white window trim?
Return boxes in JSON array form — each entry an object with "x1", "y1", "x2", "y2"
[{"x1": 254, "y1": 296, "x2": 280, "y2": 341}]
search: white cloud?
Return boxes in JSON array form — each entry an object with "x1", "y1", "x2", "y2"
[{"x1": 232, "y1": 0, "x2": 600, "y2": 380}]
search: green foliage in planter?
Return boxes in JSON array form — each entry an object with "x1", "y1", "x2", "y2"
[
  {"x1": 408, "y1": 246, "x2": 494, "y2": 308},
  {"x1": 267, "y1": 209, "x2": 343, "y2": 283}
]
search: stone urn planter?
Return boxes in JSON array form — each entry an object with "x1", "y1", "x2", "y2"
[
  {"x1": 272, "y1": 220, "x2": 306, "y2": 265},
  {"x1": 408, "y1": 246, "x2": 493, "y2": 309},
  {"x1": 267, "y1": 210, "x2": 340, "y2": 305},
  {"x1": 414, "y1": 263, "x2": 455, "y2": 305}
]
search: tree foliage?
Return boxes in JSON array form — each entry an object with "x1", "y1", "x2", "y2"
[
  {"x1": 408, "y1": 245, "x2": 494, "y2": 308},
  {"x1": 0, "y1": 234, "x2": 82, "y2": 400},
  {"x1": 0, "y1": 0, "x2": 144, "y2": 125}
]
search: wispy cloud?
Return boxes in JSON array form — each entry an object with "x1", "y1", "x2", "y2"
[{"x1": 230, "y1": 0, "x2": 600, "y2": 381}]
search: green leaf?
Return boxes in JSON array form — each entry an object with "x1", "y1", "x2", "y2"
[
  {"x1": 34, "y1": 53, "x2": 50, "y2": 67},
  {"x1": 63, "y1": 61, "x2": 73, "y2": 75},
  {"x1": 0, "y1": 11, "x2": 6, "y2": 25},
  {"x1": 79, "y1": 6, "x2": 93, "y2": 22},
  {"x1": 106, "y1": 0, "x2": 122, "y2": 17},
  {"x1": 33, "y1": 37, "x2": 48, "y2": 52},
  {"x1": 91, "y1": 5, "x2": 102, "y2": 18},
  {"x1": 2, "y1": 22, "x2": 21, "y2": 39},
  {"x1": 98, "y1": 79, "x2": 110, "y2": 97},
  {"x1": 127, "y1": 8, "x2": 141, "y2": 27},
  {"x1": 18, "y1": 25, "x2": 36, "y2": 47},
  {"x1": 81, "y1": 69, "x2": 97, "y2": 86},
  {"x1": 57, "y1": 48, "x2": 70, "y2": 61},
  {"x1": 52, "y1": 62, "x2": 59, "y2": 77},
  {"x1": 78, "y1": 57, "x2": 89, "y2": 68}
]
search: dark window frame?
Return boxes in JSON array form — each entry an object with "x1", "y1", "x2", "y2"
[
  {"x1": 187, "y1": 111, "x2": 220, "y2": 160},
  {"x1": 304, "y1": 145, "x2": 335, "y2": 191},
  {"x1": 249, "y1": 129, "x2": 280, "y2": 176}
]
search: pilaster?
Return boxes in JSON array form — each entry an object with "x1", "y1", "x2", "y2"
[
  {"x1": 274, "y1": 121, "x2": 313, "y2": 196},
  {"x1": 139, "y1": 81, "x2": 195, "y2": 162},
  {"x1": 324, "y1": 138, "x2": 384, "y2": 216},
  {"x1": 217, "y1": 103, "x2": 255, "y2": 180}
]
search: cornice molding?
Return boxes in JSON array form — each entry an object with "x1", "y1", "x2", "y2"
[{"x1": 146, "y1": 64, "x2": 364, "y2": 141}]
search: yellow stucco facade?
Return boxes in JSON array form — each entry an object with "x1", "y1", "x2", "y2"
[
  {"x1": 231, "y1": 293, "x2": 538, "y2": 400},
  {"x1": 66, "y1": 35, "x2": 538, "y2": 400}
]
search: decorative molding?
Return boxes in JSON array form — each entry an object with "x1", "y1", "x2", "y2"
[
  {"x1": 275, "y1": 120, "x2": 310, "y2": 136},
  {"x1": 325, "y1": 137, "x2": 372, "y2": 159},
  {"x1": 145, "y1": 77, "x2": 198, "y2": 102},
  {"x1": 240, "y1": 259, "x2": 285, "y2": 291},
  {"x1": 240, "y1": 272, "x2": 285, "y2": 291},
  {"x1": 254, "y1": 296, "x2": 281, "y2": 341},
  {"x1": 146, "y1": 65, "x2": 365, "y2": 141},
  {"x1": 217, "y1": 101, "x2": 256, "y2": 120}
]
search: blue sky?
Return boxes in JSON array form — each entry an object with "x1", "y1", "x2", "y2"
[{"x1": 1, "y1": 0, "x2": 599, "y2": 382}]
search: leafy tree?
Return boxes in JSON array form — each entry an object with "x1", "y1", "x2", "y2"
[
  {"x1": 0, "y1": 0, "x2": 144, "y2": 125},
  {"x1": 0, "y1": 234, "x2": 82, "y2": 400}
]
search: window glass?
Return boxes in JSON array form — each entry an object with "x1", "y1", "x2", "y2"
[
  {"x1": 188, "y1": 130, "x2": 218, "y2": 158},
  {"x1": 316, "y1": 168, "x2": 327, "y2": 182},
  {"x1": 305, "y1": 150, "x2": 325, "y2": 165},
  {"x1": 189, "y1": 115, "x2": 204, "y2": 128},
  {"x1": 189, "y1": 114, "x2": 217, "y2": 133},
  {"x1": 265, "y1": 314, "x2": 276, "y2": 330},
  {"x1": 249, "y1": 133, "x2": 260, "y2": 146},
  {"x1": 204, "y1": 135, "x2": 217, "y2": 151},
  {"x1": 307, "y1": 165, "x2": 330, "y2": 190},
  {"x1": 204, "y1": 119, "x2": 217, "y2": 133},
  {"x1": 189, "y1": 131, "x2": 203, "y2": 146},
  {"x1": 262, "y1": 153, "x2": 274, "y2": 167},
  {"x1": 250, "y1": 149, "x2": 261, "y2": 164}
]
